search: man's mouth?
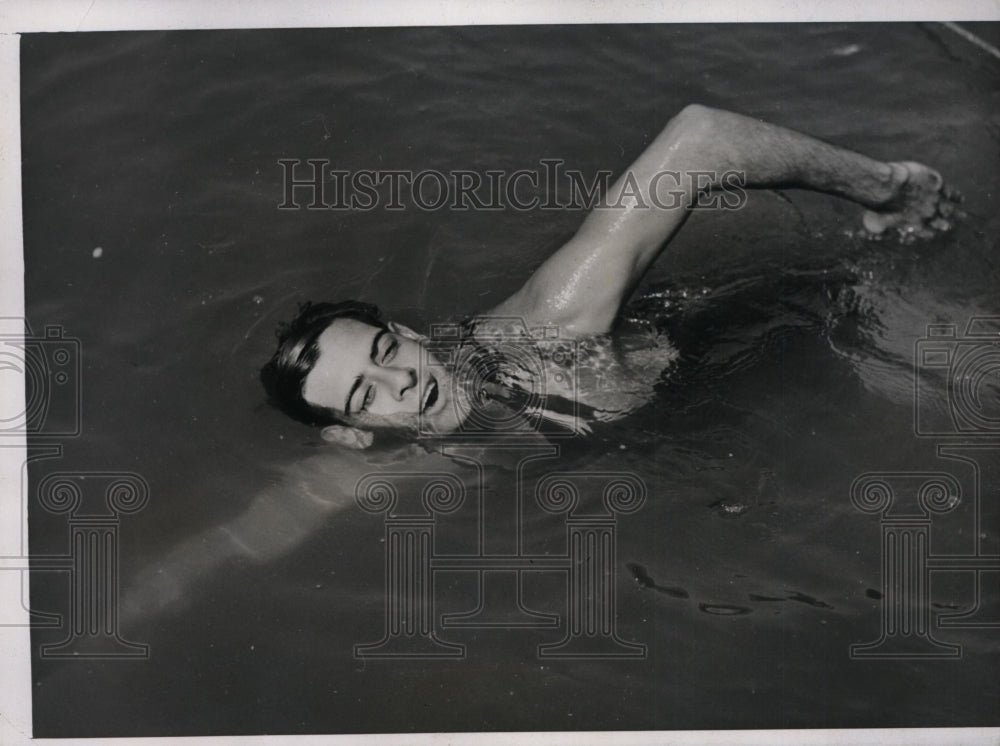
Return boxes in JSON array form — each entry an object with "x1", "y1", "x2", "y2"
[{"x1": 421, "y1": 376, "x2": 439, "y2": 414}]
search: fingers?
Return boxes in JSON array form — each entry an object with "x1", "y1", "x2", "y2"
[
  {"x1": 534, "y1": 407, "x2": 592, "y2": 435},
  {"x1": 862, "y1": 208, "x2": 893, "y2": 235},
  {"x1": 937, "y1": 196, "x2": 956, "y2": 218},
  {"x1": 861, "y1": 166, "x2": 961, "y2": 240},
  {"x1": 898, "y1": 161, "x2": 943, "y2": 192}
]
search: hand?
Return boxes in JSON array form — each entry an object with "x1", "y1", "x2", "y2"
[
  {"x1": 321, "y1": 424, "x2": 374, "y2": 449},
  {"x1": 533, "y1": 407, "x2": 592, "y2": 436},
  {"x1": 862, "y1": 161, "x2": 961, "y2": 241}
]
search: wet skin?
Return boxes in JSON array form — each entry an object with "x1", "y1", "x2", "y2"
[{"x1": 298, "y1": 106, "x2": 956, "y2": 444}]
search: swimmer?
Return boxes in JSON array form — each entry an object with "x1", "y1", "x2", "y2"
[{"x1": 261, "y1": 105, "x2": 955, "y2": 447}]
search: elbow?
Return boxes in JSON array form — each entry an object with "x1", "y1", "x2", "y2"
[
  {"x1": 671, "y1": 103, "x2": 717, "y2": 143},
  {"x1": 677, "y1": 103, "x2": 713, "y2": 120}
]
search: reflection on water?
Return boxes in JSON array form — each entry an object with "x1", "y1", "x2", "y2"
[{"x1": 120, "y1": 448, "x2": 372, "y2": 622}]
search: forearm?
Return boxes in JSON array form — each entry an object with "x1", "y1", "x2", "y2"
[
  {"x1": 595, "y1": 104, "x2": 901, "y2": 220},
  {"x1": 676, "y1": 105, "x2": 901, "y2": 208}
]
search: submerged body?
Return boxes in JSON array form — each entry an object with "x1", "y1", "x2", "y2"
[{"x1": 453, "y1": 316, "x2": 678, "y2": 434}]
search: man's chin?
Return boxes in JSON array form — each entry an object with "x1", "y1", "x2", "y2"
[
  {"x1": 352, "y1": 409, "x2": 461, "y2": 440},
  {"x1": 417, "y1": 405, "x2": 464, "y2": 436}
]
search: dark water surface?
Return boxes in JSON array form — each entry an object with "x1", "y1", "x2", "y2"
[{"x1": 21, "y1": 25, "x2": 1000, "y2": 736}]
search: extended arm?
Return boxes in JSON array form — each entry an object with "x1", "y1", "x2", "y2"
[{"x1": 490, "y1": 104, "x2": 947, "y2": 335}]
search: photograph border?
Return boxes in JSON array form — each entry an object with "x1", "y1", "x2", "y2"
[{"x1": 2, "y1": 2, "x2": 998, "y2": 745}]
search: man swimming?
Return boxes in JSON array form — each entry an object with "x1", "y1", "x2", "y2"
[{"x1": 261, "y1": 104, "x2": 953, "y2": 448}]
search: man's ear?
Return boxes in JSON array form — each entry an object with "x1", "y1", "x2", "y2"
[
  {"x1": 386, "y1": 320, "x2": 425, "y2": 341},
  {"x1": 320, "y1": 424, "x2": 374, "y2": 450}
]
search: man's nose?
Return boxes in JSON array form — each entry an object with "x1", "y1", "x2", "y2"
[{"x1": 375, "y1": 366, "x2": 417, "y2": 401}]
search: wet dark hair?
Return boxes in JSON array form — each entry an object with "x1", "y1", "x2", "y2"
[{"x1": 260, "y1": 300, "x2": 386, "y2": 427}]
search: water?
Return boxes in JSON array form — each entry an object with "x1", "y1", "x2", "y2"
[{"x1": 20, "y1": 24, "x2": 1000, "y2": 736}]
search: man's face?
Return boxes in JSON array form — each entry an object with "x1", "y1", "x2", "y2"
[{"x1": 302, "y1": 317, "x2": 460, "y2": 434}]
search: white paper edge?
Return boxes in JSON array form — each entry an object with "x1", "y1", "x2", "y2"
[{"x1": 2, "y1": 2, "x2": 999, "y2": 746}]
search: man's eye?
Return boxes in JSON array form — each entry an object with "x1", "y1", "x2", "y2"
[{"x1": 382, "y1": 338, "x2": 398, "y2": 363}]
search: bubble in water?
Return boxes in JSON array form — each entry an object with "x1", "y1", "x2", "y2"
[
  {"x1": 833, "y1": 44, "x2": 862, "y2": 57},
  {"x1": 92, "y1": 247, "x2": 103, "y2": 259}
]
